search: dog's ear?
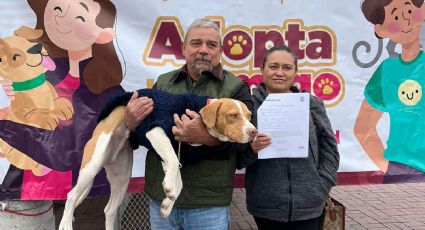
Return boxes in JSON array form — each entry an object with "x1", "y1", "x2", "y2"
[
  {"x1": 0, "y1": 39, "x2": 6, "y2": 55},
  {"x1": 0, "y1": 39, "x2": 6, "y2": 54},
  {"x1": 14, "y1": 26, "x2": 43, "y2": 40},
  {"x1": 200, "y1": 100, "x2": 222, "y2": 129}
]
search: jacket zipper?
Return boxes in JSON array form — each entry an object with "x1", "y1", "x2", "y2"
[
  {"x1": 287, "y1": 161, "x2": 293, "y2": 221},
  {"x1": 191, "y1": 81, "x2": 197, "y2": 92}
]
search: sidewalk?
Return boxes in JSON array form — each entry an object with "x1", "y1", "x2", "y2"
[
  {"x1": 55, "y1": 183, "x2": 425, "y2": 229},
  {"x1": 231, "y1": 183, "x2": 425, "y2": 230}
]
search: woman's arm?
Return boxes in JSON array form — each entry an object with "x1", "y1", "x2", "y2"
[
  {"x1": 354, "y1": 99, "x2": 387, "y2": 172},
  {"x1": 311, "y1": 97, "x2": 339, "y2": 192}
]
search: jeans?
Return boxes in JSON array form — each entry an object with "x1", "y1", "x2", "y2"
[{"x1": 149, "y1": 199, "x2": 230, "y2": 230}]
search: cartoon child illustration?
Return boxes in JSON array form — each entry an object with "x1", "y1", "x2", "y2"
[
  {"x1": 0, "y1": 0, "x2": 125, "y2": 199},
  {"x1": 354, "y1": 0, "x2": 425, "y2": 183}
]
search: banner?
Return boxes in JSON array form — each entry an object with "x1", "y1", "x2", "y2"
[{"x1": 0, "y1": 0, "x2": 424, "y2": 200}]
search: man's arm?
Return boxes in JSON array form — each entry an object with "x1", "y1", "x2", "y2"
[{"x1": 173, "y1": 81, "x2": 258, "y2": 168}]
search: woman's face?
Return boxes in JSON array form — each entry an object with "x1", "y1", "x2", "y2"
[
  {"x1": 262, "y1": 50, "x2": 296, "y2": 93},
  {"x1": 44, "y1": 0, "x2": 103, "y2": 51}
]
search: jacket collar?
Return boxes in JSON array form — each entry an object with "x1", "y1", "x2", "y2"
[
  {"x1": 252, "y1": 83, "x2": 268, "y2": 103},
  {"x1": 172, "y1": 63, "x2": 225, "y2": 83}
]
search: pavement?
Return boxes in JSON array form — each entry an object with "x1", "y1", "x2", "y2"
[{"x1": 54, "y1": 183, "x2": 425, "y2": 230}]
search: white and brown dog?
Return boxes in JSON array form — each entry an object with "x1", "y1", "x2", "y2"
[{"x1": 59, "y1": 89, "x2": 257, "y2": 230}]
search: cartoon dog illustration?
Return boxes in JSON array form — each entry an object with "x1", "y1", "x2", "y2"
[
  {"x1": 0, "y1": 26, "x2": 74, "y2": 129},
  {"x1": 0, "y1": 26, "x2": 74, "y2": 176},
  {"x1": 59, "y1": 89, "x2": 257, "y2": 230}
]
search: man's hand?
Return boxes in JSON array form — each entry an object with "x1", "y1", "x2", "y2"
[
  {"x1": 125, "y1": 91, "x2": 153, "y2": 131},
  {"x1": 250, "y1": 132, "x2": 272, "y2": 153},
  {"x1": 172, "y1": 109, "x2": 220, "y2": 146}
]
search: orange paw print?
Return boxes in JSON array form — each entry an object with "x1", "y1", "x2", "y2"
[
  {"x1": 228, "y1": 35, "x2": 248, "y2": 55},
  {"x1": 318, "y1": 78, "x2": 335, "y2": 95}
]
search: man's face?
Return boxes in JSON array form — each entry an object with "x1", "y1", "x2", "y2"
[
  {"x1": 182, "y1": 27, "x2": 222, "y2": 78},
  {"x1": 375, "y1": 0, "x2": 424, "y2": 44}
]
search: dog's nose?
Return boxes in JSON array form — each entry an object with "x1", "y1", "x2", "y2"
[
  {"x1": 27, "y1": 43, "x2": 42, "y2": 54},
  {"x1": 249, "y1": 129, "x2": 258, "y2": 141}
]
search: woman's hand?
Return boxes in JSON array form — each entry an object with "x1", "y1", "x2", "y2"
[
  {"x1": 250, "y1": 132, "x2": 272, "y2": 153},
  {"x1": 125, "y1": 91, "x2": 154, "y2": 131},
  {"x1": 1, "y1": 80, "x2": 15, "y2": 100}
]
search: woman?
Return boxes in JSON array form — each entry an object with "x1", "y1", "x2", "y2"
[
  {"x1": 245, "y1": 45, "x2": 339, "y2": 229},
  {"x1": 0, "y1": 0, "x2": 128, "y2": 200}
]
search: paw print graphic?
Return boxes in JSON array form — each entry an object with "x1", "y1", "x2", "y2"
[
  {"x1": 228, "y1": 35, "x2": 248, "y2": 55},
  {"x1": 313, "y1": 73, "x2": 342, "y2": 102},
  {"x1": 318, "y1": 78, "x2": 334, "y2": 95}
]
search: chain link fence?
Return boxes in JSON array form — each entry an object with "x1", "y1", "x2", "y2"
[{"x1": 119, "y1": 193, "x2": 151, "y2": 230}]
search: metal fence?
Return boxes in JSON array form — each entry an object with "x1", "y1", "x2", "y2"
[{"x1": 119, "y1": 193, "x2": 151, "y2": 230}]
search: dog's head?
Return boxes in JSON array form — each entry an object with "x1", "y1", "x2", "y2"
[
  {"x1": 200, "y1": 98, "x2": 257, "y2": 143},
  {"x1": 0, "y1": 26, "x2": 55, "y2": 82}
]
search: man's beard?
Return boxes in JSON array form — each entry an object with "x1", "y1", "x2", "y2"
[{"x1": 195, "y1": 54, "x2": 213, "y2": 74}]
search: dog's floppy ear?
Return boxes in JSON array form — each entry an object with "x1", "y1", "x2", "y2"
[
  {"x1": 14, "y1": 26, "x2": 43, "y2": 40},
  {"x1": 0, "y1": 39, "x2": 7, "y2": 55},
  {"x1": 200, "y1": 99, "x2": 222, "y2": 129}
]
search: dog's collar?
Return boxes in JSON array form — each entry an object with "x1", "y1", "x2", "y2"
[{"x1": 12, "y1": 73, "x2": 46, "y2": 91}]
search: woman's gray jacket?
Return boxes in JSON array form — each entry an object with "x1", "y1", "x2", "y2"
[{"x1": 244, "y1": 84, "x2": 340, "y2": 222}]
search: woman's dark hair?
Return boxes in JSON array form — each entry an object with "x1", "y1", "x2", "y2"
[
  {"x1": 27, "y1": 0, "x2": 123, "y2": 94},
  {"x1": 361, "y1": 0, "x2": 424, "y2": 38},
  {"x1": 261, "y1": 44, "x2": 298, "y2": 71}
]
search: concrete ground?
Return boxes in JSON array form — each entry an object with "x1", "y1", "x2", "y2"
[{"x1": 53, "y1": 183, "x2": 425, "y2": 230}]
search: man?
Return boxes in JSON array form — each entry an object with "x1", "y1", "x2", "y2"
[{"x1": 126, "y1": 18, "x2": 255, "y2": 229}]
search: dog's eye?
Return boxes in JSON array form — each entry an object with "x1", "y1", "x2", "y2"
[
  {"x1": 53, "y1": 6, "x2": 62, "y2": 12},
  {"x1": 75, "y1": 16, "x2": 86, "y2": 22},
  {"x1": 0, "y1": 57, "x2": 2, "y2": 62},
  {"x1": 229, "y1": 113, "x2": 238, "y2": 119},
  {"x1": 12, "y1": 54, "x2": 21, "y2": 61}
]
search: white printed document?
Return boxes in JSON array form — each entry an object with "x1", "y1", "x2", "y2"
[{"x1": 257, "y1": 93, "x2": 310, "y2": 159}]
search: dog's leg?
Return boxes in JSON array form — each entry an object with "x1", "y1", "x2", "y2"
[
  {"x1": 59, "y1": 107, "x2": 128, "y2": 230},
  {"x1": 58, "y1": 132, "x2": 112, "y2": 230},
  {"x1": 146, "y1": 127, "x2": 182, "y2": 218},
  {"x1": 104, "y1": 141, "x2": 132, "y2": 230},
  {"x1": 159, "y1": 168, "x2": 182, "y2": 218}
]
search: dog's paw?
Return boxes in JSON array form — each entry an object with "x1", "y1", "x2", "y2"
[
  {"x1": 53, "y1": 97, "x2": 74, "y2": 120},
  {"x1": 58, "y1": 216, "x2": 74, "y2": 230},
  {"x1": 162, "y1": 179, "x2": 176, "y2": 199},
  {"x1": 24, "y1": 108, "x2": 59, "y2": 130},
  {"x1": 160, "y1": 198, "x2": 175, "y2": 219}
]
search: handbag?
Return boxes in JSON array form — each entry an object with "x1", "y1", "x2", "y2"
[{"x1": 320, "y1": 197, "x2": 346, "y2": 230}]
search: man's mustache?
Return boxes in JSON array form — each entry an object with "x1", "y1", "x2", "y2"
[{"x1": 195, "y1": 55, "x2": 212, "y2": 62}]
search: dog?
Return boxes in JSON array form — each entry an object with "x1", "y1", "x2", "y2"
[
  {"x1": 58, "y1": 89, "x2": 257, "y2": 230},
  {"x1": 0, "y1": 26, "x2": 74, "y2": 130},
  {"x1": 0, "y1": 26, "x2": 74, "y2": 176}
]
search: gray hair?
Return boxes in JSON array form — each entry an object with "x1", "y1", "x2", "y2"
[{"x1": 183, "y1": 18, "x2": 221, "y2": 46}]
